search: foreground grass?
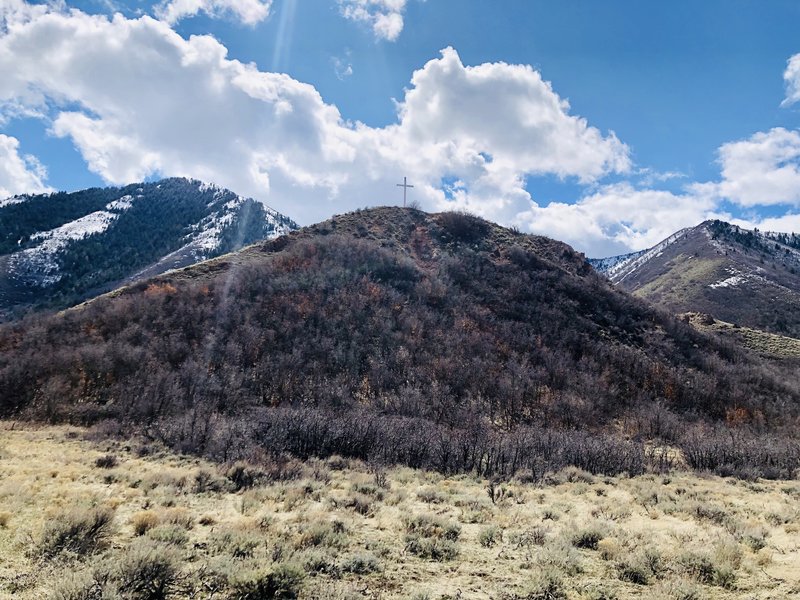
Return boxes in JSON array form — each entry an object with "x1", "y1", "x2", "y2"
[{"x1": 0, "y1": 424, "x2": 799, "y2": 599}]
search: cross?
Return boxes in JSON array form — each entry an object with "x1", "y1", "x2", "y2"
[{"x1": 396, "y1": 176, "x2": 414, "y2": 207}]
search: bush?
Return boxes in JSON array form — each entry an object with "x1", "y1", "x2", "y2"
[
  {"x1": 94, "y1": 454, "x2": 118, "y2": 469},
  {"x1": 403, "y1": 514, "x2": 461, "y2": 541},
  {"x1": 159, "y1": 508, "x2": 193, "y2": 530},
  {"x1": 478, "y1": 525, "x2": 502, "y2": 548},
  {"x1": 37, "y1": 506, "x2": 115, "y2": 559},
  {"x1": 295, "y1": 521, "x2": 347, "y2": 550},
  {"x1": 146, "y1": 525, "x2": 189, "y2": 547},
  {"x1": 404, "y1": 536, "x2": 459, "y2": 561},
  {"x1": 572, "y1": 528, "x2": 604, "y2": 550},
  {"x1": 229, "y1": 563, "x2": 305, "y2": 600},
  {"x1": 210, "y1": 529, "x2": 263, "y2": 559},
  {"x1": 112, "y1": 539, "x2": 182, "y2": 600},
  {"x1": 344, "y1": 493, "x2": 374, "y2": 516},
  {"x1": 131, "y1": 511, "x2": 160, "y2": 536},
  {"x1": 0, "y1": 512, "x2": 10, "y2": 528},
  {"x1": 48, "y1": 570, "x2": 103, "y2": 600},
  {"x1": 509, "y1": 526, "x2": 547, "y2": 548},
  {"x1": 416, "y1": 488, "x2": 446, "y2": 504},
  {"x1": 437, "y1": 211, "x2": 489, "y2": 243},
  {"x1": 301, "y1": 550, "x2": 341, "y2": 577},
  {"x1": 340, "y1": 552, "x2": 381, "y2": 574},
  {"x1": 225, "y1": 461, "x2": 266, "y2": 491},
  {"x1": 518, "y1": 570, "x2": 566, "y2": 600}
]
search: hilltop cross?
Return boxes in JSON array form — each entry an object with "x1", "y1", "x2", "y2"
[{"x1": 396, "y1": 176, "x2": 414, "y2": 207}]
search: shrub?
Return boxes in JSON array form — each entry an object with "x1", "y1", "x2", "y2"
[
  {"x1": 193, "y1": 469, "x2": 228, "y2": 493},
  {"x1": 225, "y1": 461, "x2": 266, "y2": 491},
  {"x1": 403, "y1": 514, "x2": 461, "y2": 541},
  {"x1": 296, "y1": 521, "x2": 347, "y2": 550},
  {"x1": 676, "y1": 552, "x2": 716, "y2": 584},
  {"x1": 518, "y1": 570, "x2": 567, "y2": 600},
  {"x1": 344, "y1": 493, "x2": 374, "y2": 516},
  {"x1": 572, "y1": 528, "x2": 604, "y2": 550},
  {"x1": 0, "y1": 512, "x2": 10, "y2": 528},
  {"x1": 510, "y1": 526, "x2": 547, "y2": 548},
  {"x1": 160, "y1": 508, "x2": 194, "y2": 530},
  {"x1": 737, "y1": 525, "x2": 768, "y2": 552},
  {"x1": 210, "y1": 530, "x2": 263, "y2": 559},
  {"x1": 48, "y1": 570, "x2": 103, "y2": 600},
  {"x1": 37, "y1": 506, "x2": 115, "y2": 559},
  {"x1": 146, "y1": 525, "x2": 189, "y2": 547},
  {"x1": 94, "y1": 454, "x2": 118, "y2": 469},
  {"x1": 229, "y1": 563, "x2": 305, "y2": 600},
  {"x1": 112, "y1": 539, "x2": 182, "y2": 600},
  {"x1": 615, "y1": 547, "x2": 663, "y2": 586},
  {"x1": 131, "y1": 511, "x2": 160, "y2": 536},
  {"x1": 301, "y1": 550, "x2": 341, "y2": 577},
  {"x1": 340, "y1": 552, "x2": 381, "y2": 574},
  {"x1": 416, "y1": 488, "x2": 446, "y2": 504},
  {"x1": 404, "y1": 536, "x2": 459, "y2": 561},
  {"x1": 478, "y1": 525, "x2": 502, "y2": 548},
  {"x1": 534, "y1": 542, "x2": 582, "y2": 577},
  {"x1": 437, "y1": 211, "x2": 489, "y2": 243}
]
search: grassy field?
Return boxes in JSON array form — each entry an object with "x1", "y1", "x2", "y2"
[{"x1": 0, "y1": 423, "x2": 799, "y2": 600}]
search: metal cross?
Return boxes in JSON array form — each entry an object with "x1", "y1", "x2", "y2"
[{"x1": 396, "y1": 176, "x2": 414, "y2": 207}]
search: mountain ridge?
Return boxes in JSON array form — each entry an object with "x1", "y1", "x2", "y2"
[
  {"x1": 590, "y1": 220, "x2": 800, "y2": 338},
  {"x1": 0, "y1": 177, "x2": 297, "y2": 319}
]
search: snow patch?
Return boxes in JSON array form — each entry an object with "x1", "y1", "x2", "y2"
[
  {"x1": 10, "y1": 211, "x2": 118, "y2": 285},
  {"x1": 709, "y1": 275, "x2": 746, "y2": 289},
  {"x1": 106, "y1": 194, "x2": 135, "y2": 211},
  {"x1": 0, "y1": 194, "x2": 29, "y2": 208}
]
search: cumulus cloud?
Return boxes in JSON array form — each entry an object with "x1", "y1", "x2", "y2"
[
  {"x1": 782, "y1": 53, "x2": 800, "y2": 107},
  {"x1": 338, "y1": 0, "x2": 409, "y2": 41},
  {"x1": 0, "y1": 133, "x2": 51, "y2": 198},
  {"x1": 0, "y1": 7, "x2": 630, "y2": 228},
  {"x1": 515, "y1": 183, "x2": 723, "y2": 258},
  {"x1": 153, "y1": 0, "x2": 272, "y2": 25},
  {"x1": 692, "y1": 128, "x2": 800, "y2": 207}
]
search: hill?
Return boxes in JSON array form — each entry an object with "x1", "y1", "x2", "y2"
[
  {"x1": 590, "y1": 220, "x2": 800, "y2": 338},
  {"x1": 0, "y1": 208, "x2": 798, "y2": 479},
  {"x1": 0, "y1": 178, "x2": 296, "y2": 319}
]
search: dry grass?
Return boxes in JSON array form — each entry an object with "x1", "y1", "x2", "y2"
[
  {"x1": 0, "y1": 422, "x2": 799, "y2": 599},
  {"x1": 684, "y1": 312, "x2": 800, "y2": 358}
]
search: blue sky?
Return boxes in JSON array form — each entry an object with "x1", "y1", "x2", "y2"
[{"x1": 2, "y1": 0, "x2": 800, "y2": 256}]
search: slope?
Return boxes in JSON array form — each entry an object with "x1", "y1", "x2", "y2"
[
  {"x1": 590, "y1": 220, "x2": 800, "y2": 338},
  {"x1": 0, "y1": 208, "x2": 797, "y2": 477},
  {"x1": 0, "y1": 177, "x2": 297, "y2": 319}
]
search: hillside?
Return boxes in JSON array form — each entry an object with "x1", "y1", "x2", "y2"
[
  {"x1": 1, "y1": 208, "x2": 798, "y2": 479},
  {"x1": 0, "y1": 178, "x2": 296, "y2": 319},
  {"x1": 590, "y1": 221, "x2": 800, "y2": 338}
]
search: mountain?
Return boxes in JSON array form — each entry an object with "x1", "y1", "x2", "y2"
[
  {"x1": 1, "y1": 208, "x2": 797, "y2": 478},
  {"x1": 0, "y1": 177, "x2": 297, "y2": 319},
  {"x1": 589, "y1": 220, "x2": 800, "y2": 338}
]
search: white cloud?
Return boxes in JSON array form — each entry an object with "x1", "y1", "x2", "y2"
[
  {"x1": 0, "y1": 8, "x2": 630, "y2": 228},
  {"x1": 338, "y1": 0, "x2": 409, "y2": 41},
  {"x1": 515, "y1": 183, "x2": 723, "y2": 258},
  {"x1": 332, "y1": 54, "x2": 353, "y2": 80},
  {"x1": 0, "y1": 133, "x2": 51, "y2": 198},
  {"x1": 153, "y1": 0, "x2": 272, "y2": 25},
  {"x1": 782, "y1": 53, "x2": 800, "y2": 107},
  {"x1": 692, "y1": 128, "x2": 800, "y2": 207}
]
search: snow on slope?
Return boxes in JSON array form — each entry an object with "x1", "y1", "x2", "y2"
[
  {"x1": 7, "y1": 194, "x2": 137, "y2": 286},
  {"x1": 590, "y1": 228, "x2": 692, "y2": 283}
]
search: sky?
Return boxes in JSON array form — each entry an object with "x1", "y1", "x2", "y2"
[{"x1": 2, "y1": 1, "x2": 800, "y2": 257}]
